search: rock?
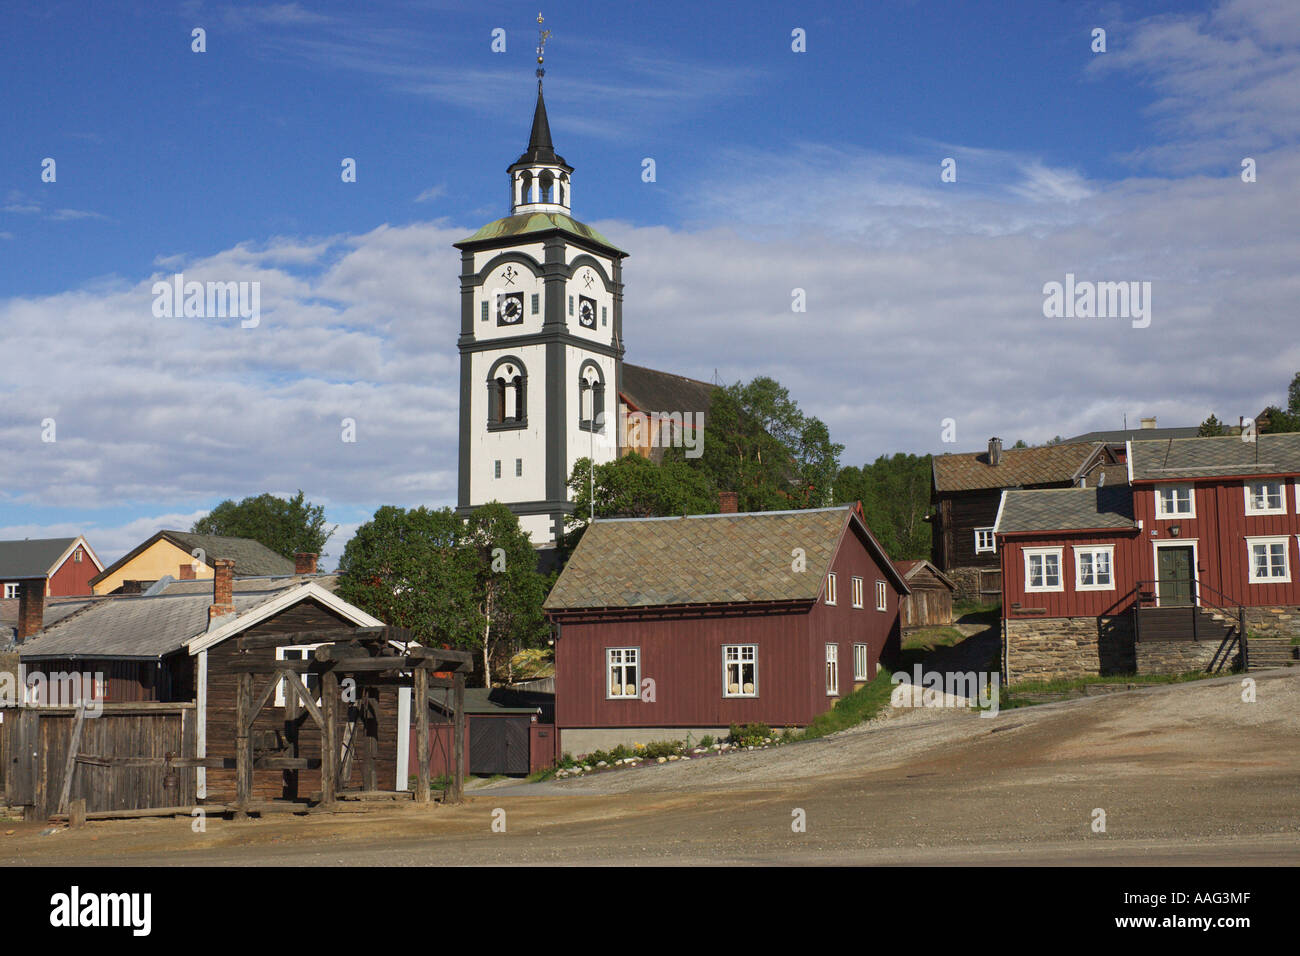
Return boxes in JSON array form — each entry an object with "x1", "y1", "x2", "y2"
[
  {"x1": 596, "y1": 760, "x2": 608, "y2": 768},
  {"x1": 656, "y1": 756, "x2": 667, "y2": 764},
  {"x1": 40, "y1": 827, "x2": 59, "y2": 836}
]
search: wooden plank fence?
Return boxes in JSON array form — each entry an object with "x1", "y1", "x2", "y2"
[{"x1": 2, "y1": 703, "x2": 197, "y2": 821}]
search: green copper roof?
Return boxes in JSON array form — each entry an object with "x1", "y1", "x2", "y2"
[{"x1": 458, "y1": 212, "x2": 625, "y2": 254}]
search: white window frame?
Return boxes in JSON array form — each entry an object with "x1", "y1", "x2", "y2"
[
  {"x1": 851, "y1": 576, "x2": 863, "y2": 608},
  {"x1": 723, "y1": 644, "x2": 758, "y2": 698},
  {"x1": 2, "y1": 583, "x2": 17, "y2": 600},
  {"x1": 606, "y1": 647, "x2": 640, "y2": 699},
  {"x1": 825, "y1": 572, "x2": 837, "y2": 606},
  {"x1": 974, "y1": 527, "x2": 996, "y2": 554},
  {"x1": 275, "y1": 645, "x2": 323, "y2": 707},
  {"x1": 1247, "y1": 536, "x2": 1291, "y2": 584},
  {"x1": 1244, "y1": 480, "x2": 1286, "y2": 516},
  {"x1": 1073, "y1": 545, "x2": 1116, "y2": 591},
  {"x1": 825, "y1": 643, "x2": 839, "y2": 696},
  {"x1": 73, "y1": 549, "x2": 83, "y2": 563},
  {"x1": 1024, "y1": 547, "x2": 1064, "y2": 593},
  {"x1": 853, "y1": 643, "x2": 869, "y2": 681},
  {"x1": 1154, "y1": 484, "x2": 1195, "y2": 519},
  {"x1": 875, "y1": 580, "x2": 888, "y2": 611}
]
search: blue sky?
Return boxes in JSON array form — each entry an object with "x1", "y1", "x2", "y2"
[{"x1": 3, "y1": 0, "x2": 1299, "y2": 565}]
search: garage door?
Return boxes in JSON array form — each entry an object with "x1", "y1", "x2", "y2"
[{"x1": 468, "y1": 717, "x2": 531, "y2": 775}]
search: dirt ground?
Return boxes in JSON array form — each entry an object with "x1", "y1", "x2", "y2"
[{"x1": 4, "y1": 669, "x2": 1298, "y2": 866}]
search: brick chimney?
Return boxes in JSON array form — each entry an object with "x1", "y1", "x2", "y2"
[
  {"x1": 988, "y1": 437, "x2": 1002, "y2": 467},
  {"x1": 179, "y1": 563, "x2": 196, "y2": 580},
  {"x1": 209, "y1": 558, "x2": 235, "y2": 623},
  {"x1": 294, "y1": 552, "x2": 319, "y2": 575},
  {"x1": 718, "y1": 491, "x2": 738, "y2": 513},
  {"x1": 16, "y1": 580, "x2": 45, "y2": 643}
]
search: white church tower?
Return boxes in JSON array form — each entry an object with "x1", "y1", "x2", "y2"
[{"x1": 454, "y1": 21, "x2": 628, "y2": 545}]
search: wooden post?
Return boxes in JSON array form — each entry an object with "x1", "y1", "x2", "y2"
[
  {"x1": 451, "y1": 673, "x2": 465, "y2": 804},
  {"x1": 320, "y1": 669, "x2": 338, "y2": 807},
  {"x1": 362, "y1": 688, "x2": 378, "y2": 793},
  {"x1": 414, "y1": 667, "x2": 430, "y2": 804},
  {"x1": 234, "y1": 670, "x2": 252, "y2": 819},
  {"x1": 56, "y1": 705, "x2": 87, "y2": 815},
  {"x1": 69, "y1": 798, "x2": 87, "y2": 830},
  {"x1": 284, "y1": 672, "x2": 300, "y2": 801}
]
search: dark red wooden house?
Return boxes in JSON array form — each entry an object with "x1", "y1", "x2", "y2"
[{"x1": 544, "y1": 505, "x2": 909, "y2": 755}]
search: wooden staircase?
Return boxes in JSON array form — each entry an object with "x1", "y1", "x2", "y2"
[
  {"x1": 1244, "y1": 636, "x2": 1299, "y2": 669},
  {"x1": 1137, "y1": 606, "x2": 1237, "y2": 643}
]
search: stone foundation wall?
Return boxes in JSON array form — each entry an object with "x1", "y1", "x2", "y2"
[
  {"x1": 1135, "y1": 640, "x2": 1231, "y2": 674},
  {"x1": 948, "y1": 566, "x2": 998, "y2": 605},
  {"x1": 1244, "y1": 606, "x2": 1300, "y2": 639},
  {"x1": 1005, "y1": 615, "x2": 1135, "y2": 683}
]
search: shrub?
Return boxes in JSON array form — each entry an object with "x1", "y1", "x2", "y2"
[
  {"x1": 727, "y1": 722, "x2": 772, "y2": 746},
  {"x1": 699, "y1": 735, "x2": 714, "y2": 748}
]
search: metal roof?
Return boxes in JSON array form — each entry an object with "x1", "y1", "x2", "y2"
[{"x1": 456, "y1": 212, "x2": 625, "y2": 254}]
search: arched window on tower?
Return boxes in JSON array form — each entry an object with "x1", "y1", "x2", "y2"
[
  {"x1": 519, "y1": 170, "x2": 533, "y2": 207},
  {"x1": 487, "y1": 358, "x2": 527, "y2": 430},
  {"x1": 540, "y1": 170, "x2": 555, "y2": 204},
  {"x1": 558, "y1": 173, "x2": 568, "y2": 206},
  {"x1": 578, "y1": 362, "x2": 605, "y2": 433}
]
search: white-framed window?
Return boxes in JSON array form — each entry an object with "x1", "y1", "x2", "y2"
[
  {"x1": 607, "y1": 647, "x2": 639, "y2": 699},
  {"x1": 825, "y1": 572, "x2": 837, "y2": 606},
  {"x1": 3, "y1": 583, "x2": 17, "y2": 599},
  {"x1": 1155, "y1": 484, "x2": 1195, "y2": 518},
  {"x1": 974, "y1": 527, "x2": 996, "y2": 554},
  {"x1": 851, "y1": 576, "x2": 864, "y2": 608},
  {"x1": 1024, "y1": 547, "x2": 1064, "y2": 592},
  {"x1": 1074, "y1": 545, "x2": 1115, "y2": 591},
  {"x1": 875, "y1": 580, "x2": 888, "y2": 611},
  {"x1": 275, "y1": 645, "x2": 322, "y2": 707},
  {"x1": 1247, "y1": 537, "x2": 1290, "y2": 584},
  {"x1": 853, "y1": 643, "x2": 869, "y2": 681},
  {"x1": 73, "y1": 548, "x2": 83, "y2": 563},
  {"x1": 1244, "y1": 480, "x2": 1286, "y2": 515},
  {"x1": 723, "y1": 644, "x2": 757, "y2": 697},
  {"x1": 825, "y1": 643, "x2": 839, "y2": 696}
]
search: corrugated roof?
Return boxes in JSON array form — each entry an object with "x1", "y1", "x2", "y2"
[
  {"x1": 17, "y1": 588, "x2": 290, "y2": 661},
  {"x1": 619, "y1": 364, "x2": 716, "y2": 418},
  {"x1": 995, "y1": 486, "x2": 1136, "y2": 535},
  {"x1": 545, "y1": 506, "x2": 906, "y2": 611},
  {"x1": 456, "y1": 212, "x2": 625, "y2": 254},
  {"x1": 1128, "y1": 432, "x2": 1300, "y2": 481},
  {"x1": 933, "y1": 442, "x2": 1101, "y2": 493},
  {"x1": 0, "y1": 538, "x2": 77, "y2": 579}
]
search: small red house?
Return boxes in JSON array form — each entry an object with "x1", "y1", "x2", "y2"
[
  {"x1": 544, "y1": 505, "x2": 909, "y2": 755},
  {"x1": 995, "y1": 432, "x2": 1300, "y2": 682},
  {"x1": 0, "y1": 536, "x2": 102, "y2": 600}
]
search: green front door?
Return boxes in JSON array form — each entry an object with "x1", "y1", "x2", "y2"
[{"x1": 1157, "y1": 546, "x2": 1195, "y2": 606}]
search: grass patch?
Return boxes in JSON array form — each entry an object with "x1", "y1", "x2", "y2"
[
  {"x1": 899, "y1": 626, "x2": 968, "y2": 669},
  {"x1": 953, "y1": 600, "x2": 1000, "y2": 625},
  {"x1": 801, "y1": 668, "x2": 897, "y2": 740},
  {"x1": 999, "y1": 670, "x2": 1217, "y2": 709}
]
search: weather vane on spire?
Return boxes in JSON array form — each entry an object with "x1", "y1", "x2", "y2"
[{"x1": 536, "y1": 12, "x2": 551, "y2": 83}]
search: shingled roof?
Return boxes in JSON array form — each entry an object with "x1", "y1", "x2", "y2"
[
  {"x1": 994, "y1": 486, "x2": 1137, "y2": 535},
  {"x1": 89, "y1": 530, "x2": 295, "y2": 588},
  {"x1": 933, "y1": 442, "x2": 1102, "y2": 493},
  {"x1": 17, "y1": 588, "x2": 289, "y2": 661},
  {"x1": 545, "y1": 506, "x2": 908, "y2": 612},
  {"x1": 0, "y1": 537, "x2": 81, "y2": 580},
  {"x1": 619, "y1": 364, "x2": 716, "y2": 418},
  {"x1": 1128, "y1": 432, "x2": 1300, "y2": 481}
]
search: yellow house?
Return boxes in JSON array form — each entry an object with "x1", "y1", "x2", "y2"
[{"x1": 90, "y1": 531, "x2": 297, "y2": 595}]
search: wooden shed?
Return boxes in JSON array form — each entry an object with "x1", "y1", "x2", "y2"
[{"x1": 894, "y1": 560, "x2": 956, "y2": 629}]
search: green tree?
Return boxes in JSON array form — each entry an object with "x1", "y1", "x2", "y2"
[
  {"x1": 566, "y1": 453, "x2": 717, "y2": 540},
  {"x1": 464, "y1": 502, "x2": 552, "y2": 684},
  {"x1": 834, "y1": 453, "x2": 933, "y2": 560},
  {"x1": 680, "y1": 376, "x2": 843, "y2": 511},
  {"x1": 192, "y1": 490, "x2": 335, "y2": 561},
  {"x1": 1260, "y1": 372, "x2": 1300, "y2": 433},
  {"x1": 1198, "y1": 414, "x2": 1226, "y2": 437}
]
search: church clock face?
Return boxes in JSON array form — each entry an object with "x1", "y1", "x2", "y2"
[
  {"x1": 497, "y1": 292, "x2": 524, "y2": 326},
  {"x1": 578, "y1": 295, "x2": 596, "y2": 329}
]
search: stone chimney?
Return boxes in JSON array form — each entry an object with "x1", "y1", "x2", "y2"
[
  {"x1": 209, "y1": 558, "x2": 236, "y2": 623},
  {"x1": 988, "y1": 437, "x2": 1002, "y2": 467},
  {"x1": 718, "y1": 491, "x2": 739, "y2": 514},
  {"x1": 1140, "y1": 416, "x2": 1157, "y2": 430},
  {"x1": 16, "y1": 580, "x2": 45, "y2": 643},
  {"x1": 179, "y1": 563, "x2": 196, "y2": 580},
  {"x1": 294, "y1": 552, "x2": 319, "y2": 575}
]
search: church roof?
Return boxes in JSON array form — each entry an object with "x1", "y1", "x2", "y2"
[
  {"x1": 456, "y1": 212, "x2": 626, "y2": 254},
  {"x1": 513, "y1": 82, "x2": 567, "y2": 168},
  {"x1": 620, "y1": 364, "x2": 716, "y2": 418}
]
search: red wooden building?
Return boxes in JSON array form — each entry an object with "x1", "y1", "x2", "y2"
[
  {"x1": 544, "y1": 505, "x2": 909, "y2": 755},
  {"x1": 994, "y1": 432, "x2": 1300, "y2": 682}
]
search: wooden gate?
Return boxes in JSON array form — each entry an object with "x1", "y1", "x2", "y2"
[
  {"x1": 468, "y1": 716, "x2": 531, "y2": 775},
  {"x1": 2, "y1": 703, "x2": 197, "y2": 820}
]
